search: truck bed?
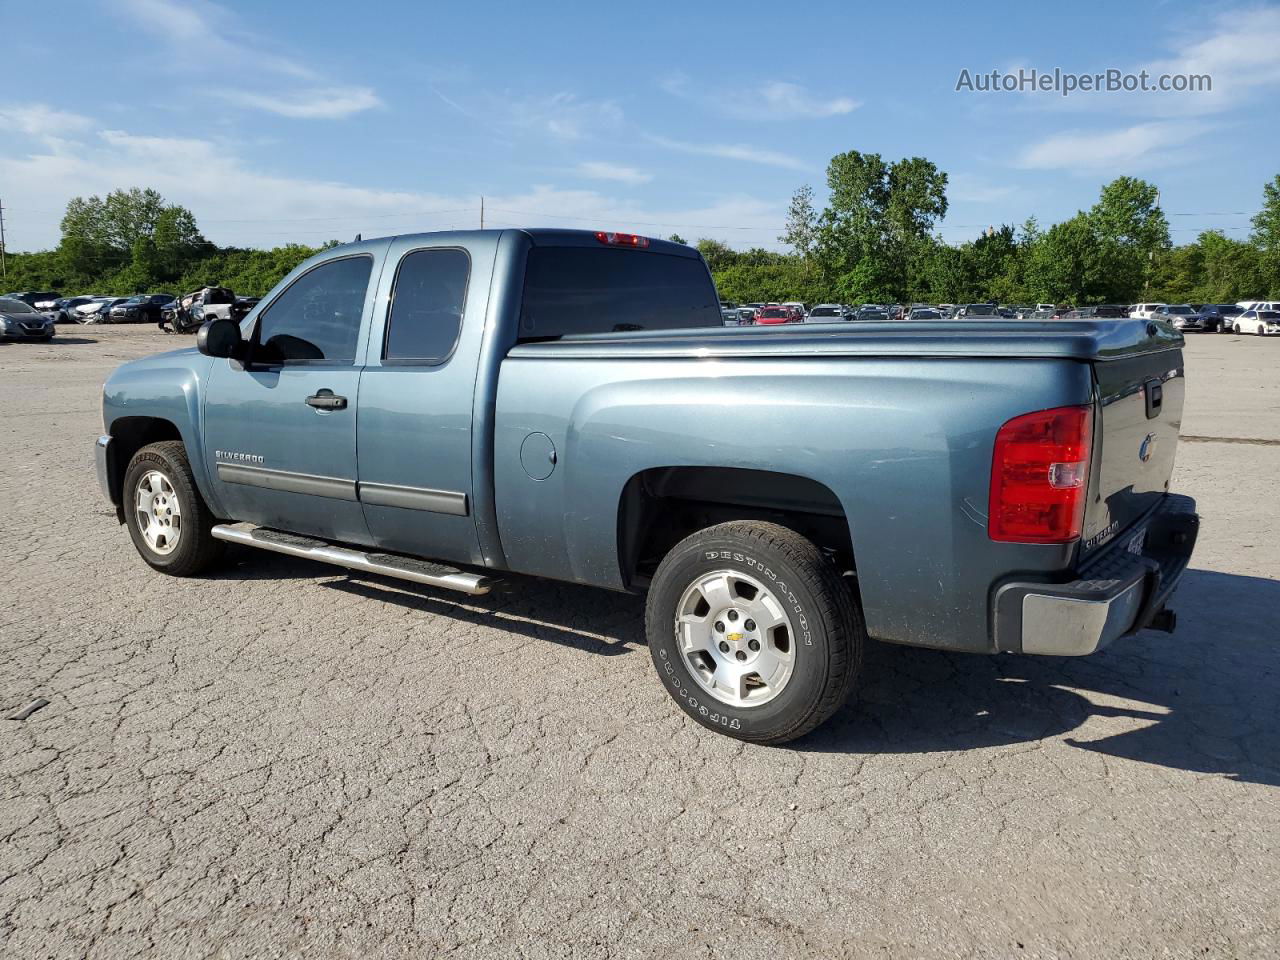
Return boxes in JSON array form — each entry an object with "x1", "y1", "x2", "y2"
[{"x1": 508, "y1": 319, "x2": 1183, "y2": 363}]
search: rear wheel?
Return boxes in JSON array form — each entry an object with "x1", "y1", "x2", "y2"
[
  {"x1": 645, "y1": 521, "x2": 862, "y2": 744},
  {"x1": 123, "y1": 441, "x2": 225, "y2": 576}
]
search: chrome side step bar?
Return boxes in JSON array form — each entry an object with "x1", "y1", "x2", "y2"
[{"x1": 210, "y1": 523, "x2": 496, "y2": 596}]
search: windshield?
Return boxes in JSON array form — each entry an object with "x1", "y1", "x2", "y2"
[
  {"x1": 809, "y1": 307, "x2": 840, "y2": 316},
  {"x1": 1166, "y1": 305, "x2": 1195, "y2": 315},
  {"x1": 759, "y1": 308, "x2": 788, "y2": 318},
  {"x1": 0, "y1": 298, "x2": 37, "y2": 314}
]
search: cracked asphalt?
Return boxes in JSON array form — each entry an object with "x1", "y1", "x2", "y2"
[{"x1": 1, "y1": 326, "x2": 1277, "y2": 959}]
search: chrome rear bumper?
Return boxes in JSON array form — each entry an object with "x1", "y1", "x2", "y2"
[{"x1": 994, "y1": 494, "x2": 1199, "y2": 656}]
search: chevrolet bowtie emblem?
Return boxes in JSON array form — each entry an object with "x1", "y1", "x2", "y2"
[{"x1": 726, "y1": 632, "x2": 743, "y2": 643}]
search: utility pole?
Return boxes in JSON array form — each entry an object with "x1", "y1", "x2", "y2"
[
  {"x1": 0, "y1": 198, "x2": 7, "y2": 280},
  {"x1": 480, "y1": 195, "x2": 485, "y2": 230}
]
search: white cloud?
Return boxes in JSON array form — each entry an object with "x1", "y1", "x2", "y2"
[
  {"x1": 216, "y1": 87, "x2": 382, "y2": 120},
  {"x1": 1017, "y1": 121, "x2": 1203, "y2": 172},
  {"x1": 753, "y1": 82, "x2": 859, "y2": 118},
  {"x1": 663, "y1": 73, "x2": 858, "y2": 120},
  {"x1": 506, "y1": 92, "x2": 624, "y2": 140},
  {"x1": 1138, "y1": 6, "x2": 1280, "y2": 116},
  {"x1": 646, "y1": 134, "x2": 808, "y2": 171},
  {"x1": 0, "y1": 111, "x2": 784, "y2": 251},
  {"x1": 115, "y1": 0, "x2": 378, "y2": 118},
  {"x1": 575, "y1": 162, "x2": 653, "y2": 185},
  {"x1": 0, "y1": 104, "x2": 93, "y2": 137}
]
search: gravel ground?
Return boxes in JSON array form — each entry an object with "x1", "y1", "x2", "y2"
[{"x1": 1, "y1": 325, "x2": 1277, "y2": 959}]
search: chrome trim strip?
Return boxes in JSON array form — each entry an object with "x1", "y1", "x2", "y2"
[
  {"x1": 210, "y1": 524, "x2": 494, "y2": 595},
  {"x1": 95, "y1": 435, "x2": 114, "y2": 504},
  {"x1": 216, "y1": 462, "x2": 358, "y2": 501},
  {"x1": 358, "y1": 481, "x2": 469, "y2": 516}
]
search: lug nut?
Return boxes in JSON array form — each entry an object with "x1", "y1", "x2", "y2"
[
  {"x1": 727, "y1": 610, "x2": 739, "y2": 622},
  {"x1": 714, "y1": 621, "x2": 725, "y2": 633},
  {"x1": 735, "y1": 651, "x2": 747, "y2": 661},
  {"x1": 744, "y1": 619, "x2": 756, "y2": 632},
  {"x1": 748, "y1": 639, "x2": 760, "y2": 651},
  {"x1": 719, "y1": 641, "x2": 730, "y2": 653}
]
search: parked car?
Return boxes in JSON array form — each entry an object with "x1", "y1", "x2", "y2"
[
  {"x1": 0, "y1": 297, "x2": 56, "y2": 341},
  {"x1": 853, "y1": 306, "x2": 889, "y2": 322},
  {"x1": 754, "y1": 305, "x2": 797, "y2": 325},
  {"x1": 1193, "y1": 304, "x2": 1242, "y2": 333},
  {"x1": 78, "y1": 297, "x2": 130, "y2": 323},
  {"x1": 1068, "y1": 305, "x2": 1129, "y2": 319},
  {"x1": 1153, "y1": 304, "x2": 1203, "y2": 331},
  {"x1": 49, "y1": 296, "x2": 100, "y2": 323},
  {"x1": 3, "y1": 291, "x2": 61, "y2": 311},
  {"x1": 93, "y1": 227, "x2": 1199, "y2": 746},
  {"x1": 1129, "y1": 303, "x2": 1167, "y2": 320},
  {"x1": 735, "y1": 307, "x2": 757, "y2": 325},
  {"x1": 1231, "y1": 309, "x2": 1280, "y2": 335},
  {"x1": 110, "y1": 294, "x2": 176, "y2": 324},
  {"x1": 907, "y1": 307, "x2": 942, "y2": 320},
  {"x1": 955, "y1": 303, "x2": 1001, "y2": 318},
  {"x1": 805, "y1": 304, "x2": 850, "y2": 322}
]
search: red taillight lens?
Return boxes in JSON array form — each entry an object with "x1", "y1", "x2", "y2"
[
  {"x1": 989, "y1": 405, "x2": 1093, "y2": 543},
  {"x1": 594, "y1": 231, "x2": 650, "y2": 248}
]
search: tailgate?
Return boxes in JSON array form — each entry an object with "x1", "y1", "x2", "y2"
[{"x1": 1081, "y1": 348, "x2": 1185, "y2": 558}]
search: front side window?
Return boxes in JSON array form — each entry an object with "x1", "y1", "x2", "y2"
[
  {"x1": 383, "y1": 248, "x2": 470, "y2": 362},
  {"x1": 253, "y1": 255, "x2": 372, "y2": 364}
]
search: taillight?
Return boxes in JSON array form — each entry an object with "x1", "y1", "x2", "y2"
[
  {"x1": 989, "y1": 405, "x2": 1093, "y2": 543},
  {"x1": 594, "y1": 231, "x2": 650, "y2": 248}
]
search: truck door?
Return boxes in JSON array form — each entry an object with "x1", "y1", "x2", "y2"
[
  {"x1": 355, "y1": 238, "x2": 487, "y2": 565},
  {"x1": 202, "y1": 251, "x2": 382, "y2": 545}
]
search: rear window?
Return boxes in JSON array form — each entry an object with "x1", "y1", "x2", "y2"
[{"x1": 518, "y1": 247, "x2": 720, "y2": 341}]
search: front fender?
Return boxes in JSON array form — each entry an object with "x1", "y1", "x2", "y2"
[{"x1": 101, "y1": 348, "x2": 224, "y2": 516}]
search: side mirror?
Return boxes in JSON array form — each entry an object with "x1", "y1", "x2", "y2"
[{"x1": 197, "y1": 318, "x2": 245, "y2": 359}]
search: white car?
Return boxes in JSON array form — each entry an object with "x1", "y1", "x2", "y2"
[
  {"x1": 1230, "y1": 309, "x2": 1280, "y2": 335},
  {"x1": 1129, "y1": 303, "x2": 1167, "y2": 320},
  {"x1": 805, "y1": 304, "x2": 849, "y2": 322}
]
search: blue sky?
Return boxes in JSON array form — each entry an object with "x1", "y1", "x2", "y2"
[{"x1": 2, "y1": 0, "x2": 1277, "y2": 252}]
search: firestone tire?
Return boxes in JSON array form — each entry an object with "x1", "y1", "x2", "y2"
[
  {"x1": 645, "y1": 521, "x2": 863, "y2": 745},
  {"x1": 122, "y1": 441, "x2": 225, "y2": 577}
]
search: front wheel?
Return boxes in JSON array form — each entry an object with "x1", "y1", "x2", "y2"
[
  {"x1": 123, "y1": 441, "x2": 225, "y2": 576},
  {"x1": 645, "y1": 521, "x2": 863, "y2": 744}
]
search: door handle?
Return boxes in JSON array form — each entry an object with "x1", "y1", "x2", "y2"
[{"x1": 306, "y1": 390, "x2": 347, "y2": 411}]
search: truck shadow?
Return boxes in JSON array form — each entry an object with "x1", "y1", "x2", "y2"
[
  {"x1": 209, "y1": 549, "x2": 644, "y2": 658},
  {"x1": 210, "y1": 554, "x2": 1277, "y2": 785},
  {"x1": 801, "y1": 569, "x2": 1280, "y2": 787}
]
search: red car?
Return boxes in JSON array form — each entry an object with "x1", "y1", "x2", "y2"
[{"x1": 755, "y1": 306, "x2": 798, "y2": 325}]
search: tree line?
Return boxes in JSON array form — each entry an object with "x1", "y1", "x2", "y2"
[
  {"x1": 2, "y1": 188, "x2": 335, "y2": 298},
  {"x1": 695, "y1": 154, "x2": 1280, "y2": 306},
  {"x1": 5, "y1": 163, "x2": 1280, "y2": 307}
]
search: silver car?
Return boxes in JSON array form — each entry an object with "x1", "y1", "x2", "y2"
[{"x1": 0, "y1": 298, "x2": 56, "y2": 341}]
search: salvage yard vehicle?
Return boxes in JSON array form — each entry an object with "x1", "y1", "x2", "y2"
[
  {"x1": 1233, "y1": 309, "x2": 1280, "y2": 335},
  {"x1": 0, "y1": 297, "x2": 56, "y2": 341},
  {"x1": 109, "y1": 293, "x2": 176, "y2": 324},
  {"x1": 94, "y1": 228, "x2": 1200, "y2": 744},
  {"x1": 1154, "y1": 304, "x2": 1202, "y2": 331}
]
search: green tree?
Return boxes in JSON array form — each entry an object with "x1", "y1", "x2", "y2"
[
  {"x1": 1087, "y1": 176, "x2": 1170, "y2": 301},
  {"x1": 780, "y1": 184, "x2": 819, "y2": 258},
  {"x1": 1250, "y1": 174, "x2": 1280, "y2": 295}
]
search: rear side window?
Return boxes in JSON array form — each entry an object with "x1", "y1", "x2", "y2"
[
  {"x1": 384, "y1": 248, "x2": 470, "y2": 362},
  {"x1": 518, "y1": 247, "x2": 721, "y2": 341},
  {"x1": 253, "y1": 255, "x2": 372, "y2": 364}
]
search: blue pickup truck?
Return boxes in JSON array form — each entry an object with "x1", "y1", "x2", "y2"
[{"x1": 96, "y1": 229, "x2": 1199, "y2": 743}]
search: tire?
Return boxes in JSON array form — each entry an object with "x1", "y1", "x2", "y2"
[
  {"x1": 645, "y1": 520, "x2": 863, "y2": 745},
  {"x1": 122, "y1": 440, "x2": 225, "y2": 576},
  {"x1": 1233, "y1": 323, "x2": 1241, "y2": 334}
]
